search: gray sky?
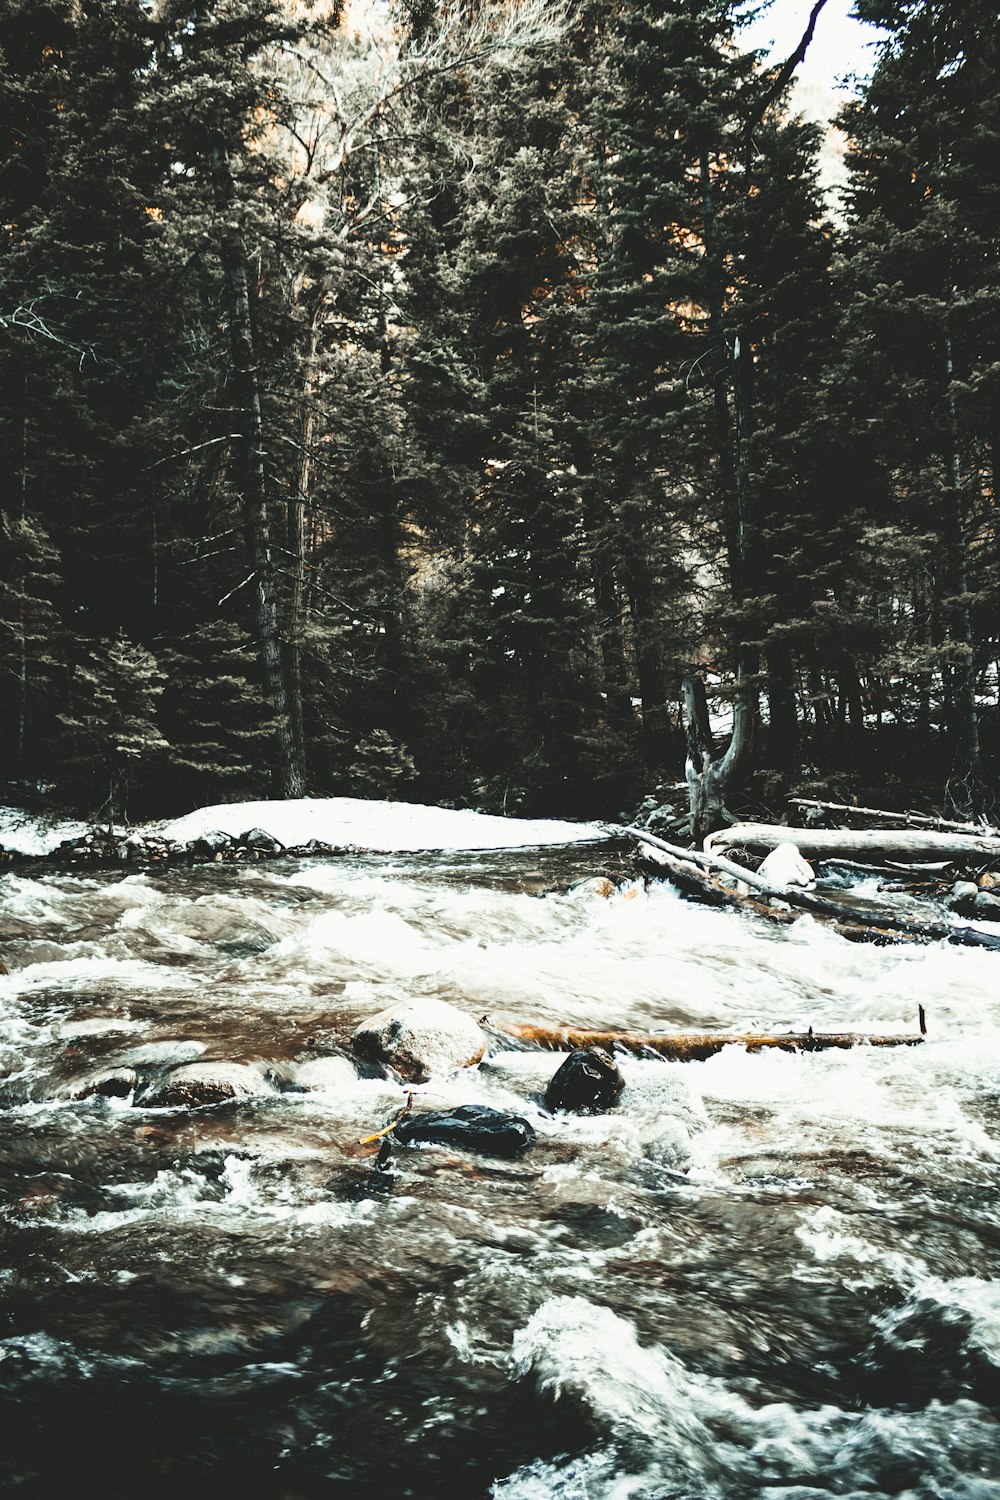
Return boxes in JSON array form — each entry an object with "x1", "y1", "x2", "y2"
[{"x1": 740, "y1": 0, "x2": 887, "y2": 92}]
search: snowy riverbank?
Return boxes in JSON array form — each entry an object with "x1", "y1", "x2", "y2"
[{"x1": 0, "y1": 797, "x2": 609, "y2": 860}]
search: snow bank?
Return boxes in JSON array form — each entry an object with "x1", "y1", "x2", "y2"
[
  {"x1": 0, "y1": 806, "x2": 92, "y2": 856},
  {"x1": 159, "y1": 797, "x2": 608, "y2": 853}
]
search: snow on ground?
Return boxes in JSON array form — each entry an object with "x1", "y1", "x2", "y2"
[
  {"x1": 0, "y1": 806, "x2": 93, "y2": 856},
  {"x1": 159, "y1": 797, "x2": 609, "y2": 852}
]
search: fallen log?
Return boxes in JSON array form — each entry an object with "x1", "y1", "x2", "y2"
[
  {"x1": 621, "y1": 825, "x2": 1000, "y2": 952},
  {"x1": 704, "y1": 822, "x2": 1000, "y2": 866},
  {"x1": 490, "y1": 1020, "x2": 925, "y2": 1061},
  {"x1": 790, "y1": 798, "x2": 1000, "y2": 838},
  {"x1": 634, "y1": 843, "x2": 928, "y2": 946}
]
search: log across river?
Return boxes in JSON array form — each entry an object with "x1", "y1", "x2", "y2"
[{"x1": 1, "y1": 844, "x2": 999, "y2": 1498}]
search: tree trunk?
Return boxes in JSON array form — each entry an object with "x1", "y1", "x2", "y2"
[
  {"x1": 705, "y1": 821, "x2": 1000, "y2": 864},
  {"x1": 683, "y1": 671, "x2": 756, "y2": 844},
  {"x1": 213, "y1": 146, "x2": 305, "y2": 799},
  {"x1": 488, "y1": 1021, "x2": 923, "y2": 1061},
  {"x1": 288, "y1": 293, "x2": 325, "y2": 782}
]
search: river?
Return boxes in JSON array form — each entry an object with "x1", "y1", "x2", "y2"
[{"x1": 1, "y1": 843, "x2": 999, "y2": 1498}]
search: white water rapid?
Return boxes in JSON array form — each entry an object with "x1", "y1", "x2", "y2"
[{"x1": 1, "y1": 843, "x2": 998, "y2": 1499}]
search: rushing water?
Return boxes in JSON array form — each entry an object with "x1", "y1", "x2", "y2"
[{"x1": 1, "y1": 844, "x2": 999, "y2": 1499}]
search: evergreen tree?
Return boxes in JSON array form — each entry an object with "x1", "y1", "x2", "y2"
[{"x1": 840, "y1": 0, "x2": 1000, "y2": 807}]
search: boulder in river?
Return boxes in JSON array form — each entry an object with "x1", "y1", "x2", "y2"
[
  {"x1": 239, "y1": 828, "x2": 284, "y2": 855},
  {"x1": 136, "y1": 1061, "x2": 275, "y2": 1109},
  {"x1": 973, "y1": 889, "x2": 1000, "y2": 921},
  {"x1": 351, "y1": 998, "x2": 486, "y2": 1083},
  {"x1": 393, "y1": 1104, "x2": 535, "y2": 1158},
  {"x1": 190, "y1": 829, "x2": 235, "y2": 860},
  {"x1": 66, "y1": 1067, "x2": 138, "y2": 1102},
  {"x1": 544, "y1": 1048, "x2": 625, "y2": 1114}
]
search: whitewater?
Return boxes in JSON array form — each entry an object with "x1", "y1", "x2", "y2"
[{"x1": 1, "y1": 801, "x2": 998, "y2": 1497}]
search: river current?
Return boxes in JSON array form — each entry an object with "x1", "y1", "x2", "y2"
[{"x1": 1, "y1": 844, "x2": 998, "y2": 1499}]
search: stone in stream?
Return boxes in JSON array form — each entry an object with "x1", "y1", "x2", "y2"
[
  {"x1": 189, "y1": 829, "x2": 235, "y2": 859},
  {"x1": 136, "y1": 1061, "x2": 276, "y2": 1109},
  {"x1": 393, "y1": 1104, "x2": 535, "y2": 1158},
  {"x1": 948, "y1": 880, "x2": 979, "y2": 916},
  {"x1": 238, "y1": 828, "x2": 284, "y2": 855},
  {"x1": 65, "y1": 1067, "x2": 138, "y2": 1101},
  {"x1": 544, "y1": 1048, "x2": 625, "y2": 1115},
  {"x1": 973, "y1": 889, "x2": 1000, "y2": 921},
  {"x1": 351, "y1": 997, "x2": 486, "y2": 1083}
]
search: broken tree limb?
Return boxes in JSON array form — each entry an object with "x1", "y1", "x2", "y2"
[
  {"x1": 358, "y1": 1091, "x2": 414, "y2": 1147},
  {"x1": 789, "y1": 798, "x2": 1000, "y2": 838},
  {"x1": 489, "y1": 1021, "x2": 924, "y2": 1061},
  {"x1": 705, "y1": 822, "x2": 1000, "y2": 866},
  {"x1": 619, "y1": 825, "x2": 1000, "y2": 952}
]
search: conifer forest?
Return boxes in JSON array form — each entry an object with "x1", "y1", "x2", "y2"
[{"x1": 2, "y1": 0, "x2": 998, "y2": 829}]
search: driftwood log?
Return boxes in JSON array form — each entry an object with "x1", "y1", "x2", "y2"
[
  {"x1": 790, "y1": 798, "x2": 1000, "y2": 838},
  {"x1": 704, "y1": 822, "x2": 1000, "y2": 866},
  {"x1": 620, "y1": 825, "x2": 1000, "y2": 952},
  {"x1": 491, "y1": 1021, "x2": 925, "y2": 1061}
]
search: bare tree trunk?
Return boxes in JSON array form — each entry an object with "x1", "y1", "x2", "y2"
[
  {"x1": 213, "y1": 146, "x2": 305, "y2": 799},
  {"x1": 683, "y1": 672, "x2": 756, "y2": 844},
  {"x1": 683, "y1": 157, "x2": 759, "y2": 839},
  {"x1": 288, "y1": 294, "x2": 325, "y2": 782}
]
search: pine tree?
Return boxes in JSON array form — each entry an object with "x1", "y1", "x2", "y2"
[{"x1": 840, "y1": 0, "x2": 1000, "y2": 807}]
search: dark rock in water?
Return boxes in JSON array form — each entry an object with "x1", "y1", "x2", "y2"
[
  {"x1": 239, "y1": 827, "x2": 284, "y2": 854},
  {"x1": 393, "y1": 1104, "x2": 535, "y2": 1158},
  {"x1": 544, "y1": 1048, "x2": 624, "y2": 1115},
  {"x1": 190, "y1": 829, "x2": 235, "y2": 859},
  {"x1": 66, "y1": 1067, "x2": 138, "y2": 1101},
  {"x1": 973, "y1": 889, "x2": 1000, "y2": 921}
]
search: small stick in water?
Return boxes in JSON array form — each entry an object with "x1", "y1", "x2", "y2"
[{"x1": 358, "y1": 1092, "x2": 414, "y2": 1147}]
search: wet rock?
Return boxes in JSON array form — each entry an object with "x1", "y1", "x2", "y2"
[
  {"x1": 973, "y1": 890, "x2": 1000, "y2": 922},
  {"x1": 293, "y1": 1055, "x2": 360, "y2": 1092},
  {"x1": 66, "y1": 1067, "x2": 138, "y2": 1101},
  {"x1": 189, "y1": 829, "x2": 235, "y2": 859},
  {"x1": 117, "y1": 1038, "x2": 207, "y2": 1068},
  {"x1": 239, "y1": 828, "x2": 284, "y2": 855},
  {"x1": 568, "y1": 876, "x2": 619, "y2": 899},
  {"x1": 351, "y1": 998, "x2": 487, "y2": 1083},
  {"x1": 948, "y1": 880, "x2": 979, "y2": 915},
  {"x1": 136, "y1": 1061, "x2": 275, "y2": 1109},
  {"x1": 544, "y1": 1048, "x2": 625, "y2": 1115},
  {"x1": 617, "y1": 1061, "x2": 709, "y2": 1133},
  {"x1": 641, "y1": 1117, "x2": 693, "y2": 1171},
  {"x1": 394, "y1": 1104, "x2": 535, "y2": 1158}
]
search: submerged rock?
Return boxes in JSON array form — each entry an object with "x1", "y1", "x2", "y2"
[
  {"x1": 544, "y1": 1048, "x2": 625, "y2": 1115},
  {"x1": 394, "y1": 1104, "x2": 535, "y2": 1158},
  {"x1": 293, "y1": 1055, "x2": 360, "y2": 1092},
  {"x1": 136, "y1": 1061, "x2": 275, "y2": 1109},
  {"x1": 351, "y1": 997, "x2": 486, "y2": 1083},
  {"x1": 66, "y1": 1067, "x2": 138, "y2": 1102}
]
